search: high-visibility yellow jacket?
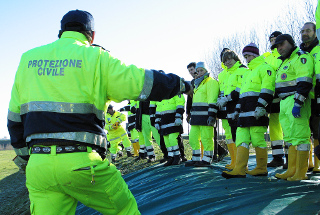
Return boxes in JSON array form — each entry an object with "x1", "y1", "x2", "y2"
[
  {"x1": 105, "y1": 111, "x2": 127, "y2": 137},
  {"x1": 217, "y1": 66, "x2": 228, "y2": 119},
  {"x1": 236, "y1": 55, "x2": 275, "y2": 127},
  {"x1": 263, "y1": 48, "x2": 282, "y2": 71},
  {"x1": 7, "y1": 31, "x2": 188, "y2": 158},
  {"x1": 190, "y1": 74, "x2": 219, "y2": 125},
  {"x1": 224, "y1": 61, "x2": 247, "y2": 121},
  {"x1": 275, "y1": 47, "x2": 314, "y2": 107},
  {"x1": 155, "y1": 95, "x2": 185, "y2": 135}
]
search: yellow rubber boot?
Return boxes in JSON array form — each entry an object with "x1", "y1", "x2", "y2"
[
  {"x1": 246, "y1": 147, "x2": 268, "y2": 176},
  {"x1": 314, "y1": 139, "x2": 320, "y2": 172},
  {"x1": 309, "y1": 139, "x2": 314, "y2": 170},
  {"x1": 133, "y1": 142, "x2": 140, "y2": 157},
  {"x1": 287, "y1": 150, "x2": 309, "y2": 181},
  {"x1": 225, "y1": 143, "x2": 237, "y2": 170},
  {"x1": 222, "y1": 146, "x2": 249, "y2": 179},
  {"x1": 275, "y1": 145, "x2": 297, "y2": 180}
]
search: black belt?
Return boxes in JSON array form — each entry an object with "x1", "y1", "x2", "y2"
[{"x1": 31, "y1": 145, "x2": 88, "y2": 154}]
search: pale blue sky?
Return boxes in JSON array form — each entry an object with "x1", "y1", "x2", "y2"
[{"x1": 0, "y1": 0, "x2": 298, "y2": 138}]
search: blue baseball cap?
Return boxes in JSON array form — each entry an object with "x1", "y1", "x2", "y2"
[{"x1": 60, "y1": 10, "x2": 94, "y2": 31}]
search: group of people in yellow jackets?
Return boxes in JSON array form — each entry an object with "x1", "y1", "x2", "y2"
[{"x1": 104, "y1": 21, "x2": 320, "y2": 182}]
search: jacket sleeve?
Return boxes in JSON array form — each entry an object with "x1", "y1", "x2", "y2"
[
  {"x1": 117, "y1": 112, "x2": 126, "y2": 123},
  {"x1": 207, "y1": 79, "x2": 220, "y2": 118},
  {"x1": 105, "y1": 53, "x2": 189, "y2": 102},
  {"x1": 257, "y1": 65, "x2": 275, "y2": 109},
  {"x1": 175, "y1": 95, "x2": 185, "y2": 119},
  {"x1": 7, "y1": 68, "x2": 29, "y2": 160},
  {"x1": 294, "y1": 53, "x2": 314, "y2": 106}
]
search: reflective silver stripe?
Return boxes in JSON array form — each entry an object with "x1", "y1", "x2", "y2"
[
  {"x1": 240, "y1": 91, "x2": 260, "y2": 98},
  {"x1": 161, "y1": 110, "x2": 175, "y2": 114},
  {"x1": 317, "y1": 98, "x2": 320, "y2": 104},
  {"x1": 202, "y1": 156, "x2": 211, "y2": 163},
  {"x1": 150, "y1": 114, "x2": 155, "y2": 118},
  {"x1": 156, "y1": 111, "x2": 161, "y2": 115},
  {"x1": 128, "y1": 122, "x2": 136, "y2": 126},
  {"x1": 294, "y1": 93, "x2": 306, "y2": 102},
  {"x1": 220, "y1": 106, "x2": 227, "y2": 111},
  {"x1": 20, "y1": 101, "x2": 105, "y2": 121},
  {"x1": 208, "y1": 108, "x2": 217, "y2": 113},
  {"x1": 160, "y1": 123, "x2": 175, "y2": 129},
  {"x1": 137, "y1": 69, "x2": 154, "y2": 101},
  {"x1": 226, "y1": 139, "x2": 233, "y2": 144},
  {"x1": 176, "y1": 105, "x2": 184, "y2": 109},
  {"x1": 172, "y1": 145, "x2": 179, "y2": 151},
  {"x1": 271, "y1": 140, "x2": 284, "y2": 146},
  {"x1": 239, "y1": 111, "x2": 255, "y2": 117},
  {"x1": 236, "y1": 104, "x2": 241, "y2": 109},
  {"x1": 191, "y1": 111, "x2": 208, "y2": 115},
  {"x1": 272, "y1": 149, "x2": 285, "y2": 155},
  {"x1": 235, "y1": 87, "x2": 241, "y2": 93},
  {"x1": 227, "y1": 113, "x2": 233, "y2": 118},
  {"x1": 261, "y1": 88, "x2": 274, "y2": 95},
  {"x1": 146, "y1": 145, "x2": 154, "y2": 150},
  {"x1": 175, "y1": 113, "x2": 182, "y2": 118},
  {"x1": 192, "y1": 156, "x2": 201, "y2": 161},
  {"x1": 192, "y1": 102, "x2": 209, "y2": 107},
  {"x1": 26, "y1": 132, "x2": 107, "y2": 148},
  {"x1": 167, "y1": 146, "x2": 173, "y2": 152},
  {"x1": 193, "y1": 149, "x2": 201, "y2": 154},
  {"x1": 278, "y1": 92, "x2": 295, "y2": 99},
  {"x1": 220, "y1": 91, "x2": 224, "y2": 96},
  {"x1": 257, "y1": 146, "x2": 267, "y2": 149},
  {"x1": 297, "y1": 77, "x2": 313, "y2": 83},
  {"x1": 204, "y1": 150, "x2": 213, "y2": 156},
  {"x1": 7, "y1": 110, "x2": 21, "y2": 122},
  {"x1": 109, "y1": 136, "x2": 120, "y2": 141},
  {"x1": 240, "y1": 143, "x2": 249, "y2": 149},
  {"x1": 272, "y1": 98, "x2": 281, "y2": 103},
  {"x1": 14, "y1": 147, "x2": 29, "y2": 156},
  {"x1": 258, "y1": 98, "x2": 268, "y2": 107},
  {"x1": 149, "y1": 104, "x2": 156, "y2": 108},
  {"x1": 121, "y1": 133, "x2": 127, "y2": 137},
  {"x1": 297, "y1": 144, "x2": 310, "y2": 151},
  {"x1": 316, "y1": 74, "x2": 320, "y2": 80},
  {"x1": 155, "y1": 118, "x2": 161, "y2": 122},
  {"x1": 174, "y1": 150, "x2": 180, "y2": 156},
  {"x1": 275, "y1": 80, "x2": 296, "y2": 88}
]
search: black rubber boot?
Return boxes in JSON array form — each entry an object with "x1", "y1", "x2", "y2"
[
  {"x1": 164, "y1": 157, "x2": 174, "y2": 166},
  {"x1": 172, "y1": 155, "x2": 181, "y2": 165},
  {"x1": 136, "y1": 152, "x2": 147, "y2": 160},
  {"x1": 267, "y1": 156, "x2": 284, "y2": 167},
  {"x1": 148, "y1": 155, "x2": 156, "y2": 163},
  {"x1": 126, "y1": 151, "x2": 133, "y2": 157},
  {"x1": 194, "y1": 160, "x2": 211, "y2": 167}
]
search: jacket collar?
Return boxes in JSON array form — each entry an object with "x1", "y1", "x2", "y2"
[
  {"x1": 247, "y1": 55, "x2": 265, "y2": 70},
  {"x1": 60, "y1": 31, "x2": 90, "y2": 45},
  {"x1": 194, "y1": 72, "x2": 209, "y2": 89},
  {"x1": 279, "y1": 46, "x2": 298, "y2": 61},
  {"x1": 300, "y1": 37, "x2": 319, "y2": 53}
]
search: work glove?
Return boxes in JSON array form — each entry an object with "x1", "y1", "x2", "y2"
[
  {"x1": 13, "y1": 156, "x2": 28, "y2": 174},
  {"x1": 155, "y1": 123, "x2": 160, "y2": 130},
  {"x1": 130, "y1": 106, "x2": 136, "y2": 114},
  {"x1": 253, "y1": 107, "x2": 266, "y2": 120},
  {"x1": 175, "y1": 118, "x2": 182, "y2": 126},
  {"x1": 217, "y1": 96, "x2": 229, "y2": 109},
  {"x1": 207, "y1": 116, "x2": 216, "y2": 126},
  {"x1": 230, "y1": 111, "x2": 239, "y2": 121},
  {"x1": 292, "y1": 105, "x2": 301, "y2": 118}
]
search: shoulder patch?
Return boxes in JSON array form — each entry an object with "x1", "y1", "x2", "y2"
[
  {"x1": 301, "y1": 58, "x2": 307, "y2": 64},
  {"x1": 267, "y1": 70, "x2": 272, "y2": 76},
  {"x1": 91, "y1": 44, "x2": 110, "y2": 52}
]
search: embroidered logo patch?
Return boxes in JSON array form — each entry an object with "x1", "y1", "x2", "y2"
[
  {"x1": 267, "y1": 70, "x2": 272, "y2": 76},
  {"x1": 301, "y1": 58, "x2": 307, "y2": 64},
  {"x1": 283, "y1": 66, "x2": 288, "y2": 70},
  {"x1": 281, "y1": 73, "x2": 287, "y2": 80}
]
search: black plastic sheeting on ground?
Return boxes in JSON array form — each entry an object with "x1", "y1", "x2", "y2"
[{"x1": 76, "y1": 154, "x2": 320, "y2": 215}]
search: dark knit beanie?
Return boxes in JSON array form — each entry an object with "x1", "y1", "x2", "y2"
[{"x1": 242, "y1": 43, "x2": 259, "y2": 57}]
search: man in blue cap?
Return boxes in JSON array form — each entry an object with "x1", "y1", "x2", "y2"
[{"x1": 8, "y1": 9, "x2": 192, "y2": 214}]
